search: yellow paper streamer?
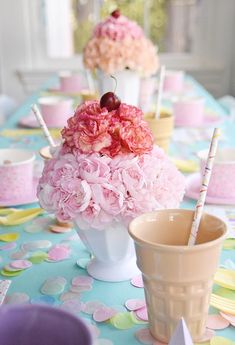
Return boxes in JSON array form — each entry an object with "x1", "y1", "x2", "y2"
[{"x1": 0, "y1": 208, "x2": 43, "y2": 226}]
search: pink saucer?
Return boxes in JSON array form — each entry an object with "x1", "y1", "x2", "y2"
[
  {"x1": 0, "y1": 177, "x2": 39, "y2": 207},
  {"x1": 185, "y1": 173, "x2": 235, "y2": 205},
  {"x1": 19, "y1": 114, "x2": 60, "y2": 129},
  {"x1": 175, "y1": 110, "x2": 221, "y2": 128}
]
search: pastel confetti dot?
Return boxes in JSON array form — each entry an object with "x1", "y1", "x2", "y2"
[
  {"x1": 0, "y1": 242, "x2": 17, "y2": 251},
  {"x1": 41, "y1": 277, "x2": 67, "y2": 295},
  {"x1": 220, "y1": 312, "x2": 235, "y2": 326},
  {"x1": 70, "y1": 285, "x2": 92, "y2": 293},
  {"x1": 134, "y1": 328, "x2": 156, "y2": 345},
  {"x1": 210, "y1": 336, "x2": 234, "y2": 345},
  {"x1": 130, "y1": 311, "x2": 148, "y2": 325},
  {"x1": 22, "y1": 240, "x2": 52, "y2": 251},
  {"x1": 60, "y1": 299, "x2": 82, "y2": 313},
  {"x1": 11, "y1": 260, "x2": 32, "y2": 270},
  {"x1": 76, "y1": 258, "x2": 90, "y2": 269},
  {"x1": 28, "y1": 251, "x2": 48, "y2": 264},
  {"x1": 49, "y1": 225, "x2": 72, "y2": 233},
  {"x1": 31, "y1": 295, "x2": 55, "y2": 305},
  {"x1": 4, "y1": 292, "x2": 30, "y2": 304},
  {"x1": 60, "y1": 292, "x2": 81, "y2": 301},
  {"x1": 1, "y1": 269, "x2": 22, "y2": 277},
  {"x1": 72, "y1": 275, "x2": 94, "y2": 286},
  {"x1": 206, "y1": 314, "x2": 230, "y2": 330},
  {"x1": 93, "y1": 306, "x2": 117, "y2": 322},
  {"x1": 0, "y1": 233, "x2": 19, "y2": 242},
  {"x1": 82, "y1": 301, "x2": 105, "y2": 315},
  {"x1": 131, "y1": 275, "x2": 144, "y2": 288},
  {"x1": 135, "y1": 306, "x2": 148, "y2": 321},
  {"x1": 110, "y1": 312, "x2": 135, "y2": 330},
  {"x1": 125, "y1": 298, "x2": 146, "y2": 311},
  {"x1": 10, "y1": 249, "x2": 27, "y2": 260},
  {"x1": 47, "y1": 245, "x2": 70, "y2": 262},
  {"x1": 93, "y1": 339, "x2": 114, "y2": 345}
]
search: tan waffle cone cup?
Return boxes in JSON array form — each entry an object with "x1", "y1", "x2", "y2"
[
  {"x1": 81, "y1": 90, "x2": 99, "y2": 102},
  {"x1": 129, "y1": 209, "x2": 227, "y2": 343},
  {"x1": 39, "y1": 146, "x2": 52, "y2": 160},
  {"x1": 144, "y1": 111, "x2": 174, "y2": 153}
]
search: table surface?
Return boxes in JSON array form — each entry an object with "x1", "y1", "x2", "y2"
[{"x1": 0, "y1": 75, "x2": 235, "y2": 344}]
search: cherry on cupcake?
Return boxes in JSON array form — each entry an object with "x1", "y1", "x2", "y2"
[
  {"x1": 100, "y1": 75, "x2": 121, "y2": 111},
  {"x1": 111, "y1": 9, "x2": 120, "y2": 19}
]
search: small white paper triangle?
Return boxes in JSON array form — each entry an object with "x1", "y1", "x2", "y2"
[{"x1": 169, "y1": 318, "x2": 193, "y2": 345}]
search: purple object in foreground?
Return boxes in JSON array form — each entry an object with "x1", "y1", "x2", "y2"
[{"x1": 0, "y1": 304, "x2": 92, "y2": 345}]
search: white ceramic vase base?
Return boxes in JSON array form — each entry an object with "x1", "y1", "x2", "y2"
[
  {"x1": 87, "y1": 257, "x2": 140, "y2": 282},
  {"x1": 97, "y1": 69, "x2": 140, "y2": 106}
]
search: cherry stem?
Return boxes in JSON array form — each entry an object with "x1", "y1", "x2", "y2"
[{"x1": 111, "y1": 75, "x2": 117, "y2": 93}]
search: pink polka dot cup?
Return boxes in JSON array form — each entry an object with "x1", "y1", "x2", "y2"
[
  {"x1": 59, "y1": 71, "x2": 84, "y2": 93},
  {"x1": 163, "y1": 70, "x2": 184, "y2": 93},
  {"x1": 0, "y1": 149, "x2": 35, "y2": 201},
  {"x1": 173, "y1": 97, "x2": 205, "y2": 126},
  {"x1": 38, "y1": 96, "x2": 73, "y2": 128},
  {"x1": 198, "y1": 147, "x2": 235, "y2": 199}
]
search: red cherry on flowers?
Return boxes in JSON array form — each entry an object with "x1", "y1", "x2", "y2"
[
  {"x1": 100, "y1": 92, "x2": 121, "y2": 112},
  {"x1": 111, "y1": 9, "x2": 120, "y2": 19}
]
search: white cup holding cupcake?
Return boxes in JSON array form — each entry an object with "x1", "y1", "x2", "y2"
[
  {"x1": 163, "y1": 70, "x2": 184, "y2": 93},
  {"x1": 173, "y1": 97, "x2": 205, "y2": 127},
  {"x1": 38, "y1": 96, "x2": 73, "y2": 128},
  {"x1": 0, "y1": 149, "x2": 35, "y2": 201},
  {"x1": 197, "y1": 147, "x2": 235, "y2": 200}
]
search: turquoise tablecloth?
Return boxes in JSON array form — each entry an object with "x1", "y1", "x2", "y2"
[{"x1": 0, "y1": 76, "x2": 235, "y2": 344}]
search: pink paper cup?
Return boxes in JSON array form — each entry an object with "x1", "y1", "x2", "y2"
[
  {"x1": 0, "y1": 149, "x2": 35, "y2": 200},
  {"x1": 198, "y1": 147, "x2": 235, "y2": 199},
  {"x1": 173, "y1": 97, "x2": 205, "y2": 126},
  {"x1": 59, "y1": 71, "x2": 84, "y2": 93},
  {"x1": 163, "y1": 70, "x2": 184, "y2": 93},
  {"x1": 38, "y1": 96, "x2": 73, "y2": 128}
]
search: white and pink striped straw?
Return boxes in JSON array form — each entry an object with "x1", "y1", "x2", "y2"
[
  {"x1": 188, "y1": 128, "x2": 220, "y2": 246},
  {"x1": 31, "y1": 104, "x2": 56, "y2": 148},
  {"x1": 0, "y1": 279, "x2": 11, "y2": 305},
  {"x1": 155, "y1": 65, "x2": 166, "y2": 119}
]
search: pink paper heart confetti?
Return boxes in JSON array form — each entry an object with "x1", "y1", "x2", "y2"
[
  {"x1": 135, "y1": 328, "x2": 156, "y2": 345},
  {"x1": 10, "y1": 249, "x2": 27, "y2": 260},
  {"x1": 82, "y1": 301, "x2": 105, "y2": 314},
  {"x1": 10, "y1": 260, "x2": 32, "y2": 270},
  {"x1": 70, "y1": 285, "x2": 92, "y2": 293},
  {"x1": 0, "y1": 242, "x2": 17, "y2": 251},
  {"x1": 93, "y1": 306, "x2": 117, "y2": 322},
  {"x1": 49, "y1": 225, "x2": 72, "y2": 233},
  {"x1": 60, "y1": 299, "x2": 83, "y2": 313},
  {"x1": 125, "y1": 299, "x2": 146, "y2": 311},
  {"x1": 72, "y1": 275, "x2": 94, "y2": 286},
  {"x1": 60, "y1": 292, "x2": 81, "y2": 301},
  {"x1": 197, "y1": 328, "x2": 215, "y2": 342},
  {"x1": 206, "y1": 314, "x2": 230, "y2": 330},
  {"x1": 4, "y1": 292, "x2": 29, "y2": 304},
  {"x1": 131, "y1": 275, "x2": 144, "y2": 288},
  {"x1": 47, "y1": 245, "x2": 70, "y2": 261},
  {"x1": 135, "y1": 306, "x2": 148, "y2": 321}
]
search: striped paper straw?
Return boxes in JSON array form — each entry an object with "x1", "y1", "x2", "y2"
[
  {"x1": 0, "y1": 279, "x2": 11, "y2": 305},
  {"x1": 31, "y1": 104, "x2": 56, "y2": 148},
  {"x1": 188, "y1": 128, "x2": 220, "y2": 246},
  {"x1": 155, "y1": 65, "x2": 166, "y2": 119}
]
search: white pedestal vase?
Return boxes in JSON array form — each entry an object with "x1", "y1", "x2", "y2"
[
  {"x1": 97, "y1": 69, "x2": 140, "y2": 106},
  {"x1": 75, "y1": 221, "x2": 140, "y2": 282}
]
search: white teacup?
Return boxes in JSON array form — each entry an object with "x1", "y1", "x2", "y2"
[
  {"x1": 173, "y1": 97, "x2": 205, "y2": 126},
  {"x1": 38, "y1": 96, "x2": 73, "y2": 128},
  {"x1": 0, "y1": 149, "x2": 35, "y2": 200},
  {"x1": 198, "y1": 147, "x2": 235, "y2": 199}
]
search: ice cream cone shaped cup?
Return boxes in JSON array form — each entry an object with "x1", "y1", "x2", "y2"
[
  {"x1": 129, "y1": 209, "x2": 227, "y2": 343},
  {"x1": 144, "y1": 111, "x2": 174, "y2": 153}
]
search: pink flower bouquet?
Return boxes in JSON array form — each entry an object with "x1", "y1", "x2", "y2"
[
  {"x1": 83, "y1": 10, "x2": 159, "y2": 77},
  {"x1": 38, "y1": 100, "x2": 185, "y2": 230}
]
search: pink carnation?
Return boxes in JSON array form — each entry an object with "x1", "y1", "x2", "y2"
[
  {"x1": 38, "y1": 146, "x2": 185, "y2": 229},
  {"x1": 62, "y1": 101, "x2": 154, "y2": 157}
]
